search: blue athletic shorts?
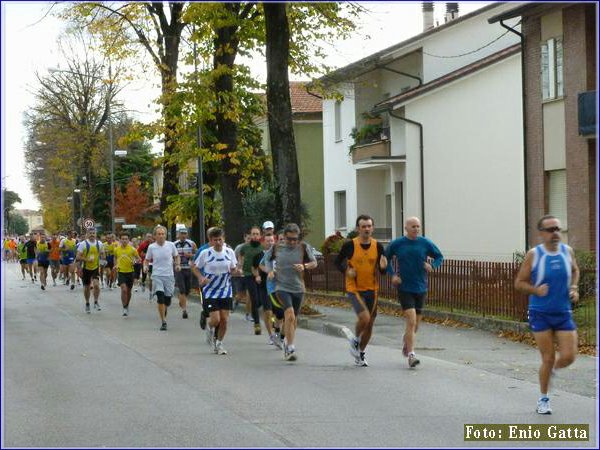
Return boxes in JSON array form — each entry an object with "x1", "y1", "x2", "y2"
[
  {"x1": 528, "y1": 310, "x2": 576, "y2": 333},
  {"x1": 26, "y1": 258, "x2": 35, "y2": 264}
]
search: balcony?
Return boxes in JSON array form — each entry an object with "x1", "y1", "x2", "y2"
[
  {"x1": 352, "y1": 139, "x2": 391, "y2": 164},
  {"x1": 578, "y1": 90, "x2": 596, "y2": 136}
]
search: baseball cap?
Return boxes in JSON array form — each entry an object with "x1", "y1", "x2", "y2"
[
  {"x1": 178, "y1": 228, "x2": 188, "y2": 233},
  {"x1": 262, "y1": 221, "x2": 275, "y2": 229}
]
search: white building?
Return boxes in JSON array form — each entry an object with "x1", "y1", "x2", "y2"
[{"x1": 320, "y1": 2, "x2": 526, "y2": 261}]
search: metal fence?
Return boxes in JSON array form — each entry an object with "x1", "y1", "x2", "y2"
[{"x1": 305, "y1": 255, "x2": 597, "y2": 346}]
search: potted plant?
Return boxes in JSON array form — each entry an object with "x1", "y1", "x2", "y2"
[{"x1": 349, "y1": 122, "x2": 384, "y2": 153}]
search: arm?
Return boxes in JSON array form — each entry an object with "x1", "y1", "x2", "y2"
[
  {"x1": 303, "y1": 244, "x2": 318, "y2": 270},
  {"x1": 515, "y1": 249, "x2": 548, "y2": 296},
  {"x1": 425, "y1": 239, "x2": 444, "y2": 272},
  {"x1": 334, "y1": 240, "x2": 354, "y2": 274},
  {"x1": 568, "y1": 247, "x2": 580, "y2": 303},
  {"x1": 173, "y1": 244, "x2": 181, "y2": 271},
  {"x1": 377, "y1": 242, "x2": 387, "y2": 273}
]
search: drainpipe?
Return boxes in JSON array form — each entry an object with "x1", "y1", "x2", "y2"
[
  {"x1": 500, "y1": 19, "x2": 529, "y2": 251},
  {"x1": 387, "y1": 108, "x2": 426, "y2": 236},
  {"x1": 376, "y1": 65, "x2": 423, "y2": 87}
]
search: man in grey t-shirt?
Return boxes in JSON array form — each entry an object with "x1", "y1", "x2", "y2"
[
  {"x1": 144, "y1": 225, "x2": 181, "y2": 331},
  {"x1": 263, "y1": 223, "x2": 317, "y2": 361}
]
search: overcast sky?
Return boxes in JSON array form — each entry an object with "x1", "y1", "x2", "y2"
[{"x1": 1, "y1": 1, "x2": 492, "y2": 210}]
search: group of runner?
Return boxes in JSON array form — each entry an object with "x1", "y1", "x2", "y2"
[{"x1": 7, "y1": 212, "x2": 580, "y2": 414}]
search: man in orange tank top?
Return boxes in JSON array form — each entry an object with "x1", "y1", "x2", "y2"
[
  {"x1": 48, "y1": 233, "x2": 62, "y2": 286},
  {"x1": 335, "y1": 215, "x2": 387, "y2": 366}
]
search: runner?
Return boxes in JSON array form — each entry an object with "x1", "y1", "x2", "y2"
[
  {"x1": 238, "y1": 226, "x2": 264, "y2": 335},
  {"x1": 252, "y1": 234, "x2": 277, "y2": 345},
  {"x1": 17, "y1": 236, "x2": 28, "y2": 280},
  {"x1": 113, "y1": 232, "x2": 140, "y2": 317},
  {"x1": 137, "y1": 233, "x2": 153, "y2": 298},
  {"x1": 233, "y1": 232, "x2": 251, "y2": 319},
  {"x1": 76, "y1": 228, "x2": 105, "y2": 313},
  {"x1": 515, "y1": 215, "x2": 580, "y2": 415},
  {"x1": 192, "y1": 227, "x2": 238, "y2": 355},
  {"x1": 335, "y1": 215, "x2": 387, "y2": 366},
  {"x1": 60, "y1": 231, "x2": 78, "y2": 290},
  {"x1": 24, "y1": 234, "x2": 37, "y2": 283},
  {"x1": 103, "y1": 234, "x2": 117, "y2": 289},
  {"x1": 263, "y1": 223, "x2": 317, "y2": 361},
  {"x1": 131, "y1": 236, "x2": 142, "y2": 292},
  {"x1": 35, "y1": 233, "x2": 50, "y2": 290},
  {"x1": 259, "y1": 246, "x2": 285, "y2": 350},
  {"x1": 384, "y1": 217, "x2": 443, "y2": 368},
  {"x1": 174, "y1": 228, "x2": 197, "y2": 319},
  {"x1": 144, "y1": 225, "x2": 180, "y2": 331},
  {"x1": 48, "y1": 233, "x2": 61, "y2": 286}
]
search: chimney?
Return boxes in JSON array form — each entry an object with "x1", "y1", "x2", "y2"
[
  {"x1": 445, "y1": 2, "x2": 459, "y2": 23},
  {"x1": 422, "y1": 2, "x2": 434, "y2": 31}
]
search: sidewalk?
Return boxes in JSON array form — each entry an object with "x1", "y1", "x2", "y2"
[{"x1": 296, "y1": 301, "x2": 597, "y2": 399}]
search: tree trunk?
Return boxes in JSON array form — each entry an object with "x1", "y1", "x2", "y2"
[
  {"x1": 264, "y1": 3, "x2": 302, "y2": 228},
  {"x1": 212, "y1": 4, "x2": 245, "y2": 243}
]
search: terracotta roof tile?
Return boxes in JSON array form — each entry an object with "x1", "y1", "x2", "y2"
[{"x1": 289, "y1": 81, "x2": 322, "y2": 113}]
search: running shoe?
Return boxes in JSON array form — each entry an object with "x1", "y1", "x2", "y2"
[
  {"x1": 268, "y1": 334, "x2": 276, "y2": 345},
  {"x1": 359, "y1": 352, "x2": 369, "y2": 367},
  {"x1": 349, "y1": 337, "x2": 360, "y2": 359},
  {"x1": 94, "y1": 303, "x2": 101, "y2": 311},
  {"x1": 254, "y1": 324, "x2": 261, "y2": 335},
  {"x1": 182, "y1": 310, "x2": 188, "y2": 319},
  {"x1": 41, "y1": 285, "x2": 45, "y2": 290},
  {"x1": 408, "y1": 354, "x2": 420, "y2": 368},
  {"x1": 216, "y1": 341, "x2": 228, "y2": 355},
  {"x1": 284, "y1": 347, "x2": 297, "y2": 361},
  {"x1": 123, "y1": 308, "x2": 128, "y2": 317},
  {"x1": 536, "y1": 397, "x2": 552, "y2": 415},
  {"x1": 85, "y1": 303, "x2": 91, "y2": 314},
  {"x1": 70, "y1": 284, "x2": 75, "y2": 291},
  {"x1": 160, "y1": 321, "x2": 167, "y2": 331},
  {"x1": 245, "y1": 314, "x2": 253, "y2": 322},
  {"x1": 273, "y1": 333, "x2": 283, "y2": 350}
]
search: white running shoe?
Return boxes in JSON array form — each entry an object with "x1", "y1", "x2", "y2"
[
  {"x1": 216, "y1": 341, "x2": 228, "y2": 355},
  {"x1": 536, "y1": 397, "x2": 552, "y2": 414},
  {"x1": 408, "y1": 353, "x2": 420, "y2": 368}
]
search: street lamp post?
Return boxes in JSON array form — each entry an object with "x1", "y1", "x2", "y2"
[{"x1": 111, "y1": 149, "x2": 128, "y2": 235}]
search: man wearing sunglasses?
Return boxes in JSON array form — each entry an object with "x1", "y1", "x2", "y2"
[
  {"x1": 264, "y1": 223, "x2": 317, "y2": 361},
  {"x1": 515, "y1": 215, "x2": 580, "y2": 415}
]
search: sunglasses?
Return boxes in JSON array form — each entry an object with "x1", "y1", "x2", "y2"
[{"x1": 540, "y1": 226, "x2": 561, "y2": 233}]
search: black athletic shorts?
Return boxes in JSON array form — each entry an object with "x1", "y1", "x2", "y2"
[
  {"x1": 269, "y1": 293, "x2": 285, "y2": 320},
  {"x1": 37, "y1": 261, "x2": 50, "y2": 269},
  {"x1": 82, "y1": 268, "x2": 100, "y2": 286},
  {"x1": 348, "y1": 290, "x2": 377, "y2": 315},
  {"x1": 276, "y1": 291, "x2": 304, "y2": 316},
  {"x1": 118, "y1": 272, "x2": 134, "y2": 289},
  {"x1": 175, "y1": 269, "x2": 192, "y2": 295},
  {"x1": 398, "y1": 291, "x2": 426, "y2": 314},
  {"x1": 133, "y1": 263, "x2": 142, "y2": 280},
  {"x1": 205, "y1": 297, "x2": 233, "y2": 312}
]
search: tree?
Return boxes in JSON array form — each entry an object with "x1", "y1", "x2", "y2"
[
  {"x1": 3, "y1": 189, "x2": 22, "y2": 233},
  {"x1": 114, "y1": 174, "x2": 154, "y2": 227},
  {"x1": 8, "y1": 212, "x2": 28, "y2": 236},
  {"x1": 264, "y1": 3, "x2": 301, "y2": 227}
]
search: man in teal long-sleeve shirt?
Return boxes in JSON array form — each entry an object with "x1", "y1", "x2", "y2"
[{"x1": 385, "y1": 217, "x2": 443, "y2": 368}]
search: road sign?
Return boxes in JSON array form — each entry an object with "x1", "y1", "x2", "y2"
[
  {"x1": 83, "y1": 218, "x2": 95, "y2": 229},
  {"x1": 122, "y1": 224, "x2": 136, "y2": 229},
  {"x1": 114, "y1": 217, "x2": 125, "y2": 224}
]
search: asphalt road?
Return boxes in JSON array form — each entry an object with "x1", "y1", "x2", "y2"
[{"x1": 2, "y1": 263, "x2": 597, "y2": 447}]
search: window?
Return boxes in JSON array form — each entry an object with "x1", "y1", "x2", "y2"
[
  {"x1": 334, "y1": 101, "x2": 342, "y2": 141},
  {"x1": 547, "y1": 169, "x2": 567, "y2": 229},
  {"x1": 334, "y1": 191, "x2": 346, "y2": 229},
  {"x1": 541, "y1": 38, "x2": 564, "y2": 100}
]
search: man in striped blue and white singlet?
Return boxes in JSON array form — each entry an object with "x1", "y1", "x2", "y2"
[
  {"x1": 192, "y1": 227, "x2": 238, "y2": 355},
  {"x1": 515, "y1": 215, "x2": 580, "y2": 415}
]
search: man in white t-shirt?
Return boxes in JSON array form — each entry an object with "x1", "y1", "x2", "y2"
[
  {"x1": 144, "y1": 225, "x2": 181, "y2": 331},
  {"x1": 192, "y1": 227, "x2": 238, "y2": 355}
]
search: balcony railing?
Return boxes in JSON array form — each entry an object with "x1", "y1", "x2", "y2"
[{"x1": 351, "y1": 139, "x2": 391, "y2": 164}]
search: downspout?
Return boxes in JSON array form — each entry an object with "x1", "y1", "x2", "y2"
[
  {"x1": 500, "y1": 19, "x2": 529, "y2": 251},
  {"x1": 386, "y1": 108, "x2": 426, "y2": 236},
  {"x1": 376, "y1": 65, "x2": 423, "y2": 87}
]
